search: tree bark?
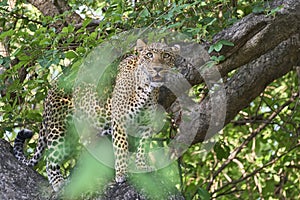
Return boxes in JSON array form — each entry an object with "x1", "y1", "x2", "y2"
[
  {"x1": 170, "y1": 0, "x2": 300, "y2": 143},
  {"x1": 0, "y1": 139, "x2": 53, "y2": 200},
  {"x1": 0, "y1": 139, "x2": 184, "y2": 200},
  {"x1": 26, "y1": 0, "x2": 82, "y2": 31}
]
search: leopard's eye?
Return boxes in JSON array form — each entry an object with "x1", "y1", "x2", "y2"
[
  {"x1": 163, "y1": 52, "x2": 171, "y2": 59},
  {"x1": 146, "y1": 52, "x2": 153, "y2": 58}
]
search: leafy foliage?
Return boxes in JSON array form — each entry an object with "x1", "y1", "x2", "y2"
[
  {"x1": 182, "y1": 72, "x2": 300, "y2": 199},
  {"x1": 0, "y1": 0, "x2": 299, "y2": 199}
]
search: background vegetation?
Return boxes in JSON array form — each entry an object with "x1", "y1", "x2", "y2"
[{"x1": 0, "y1": 0, "x2": 299, "y2": 199}]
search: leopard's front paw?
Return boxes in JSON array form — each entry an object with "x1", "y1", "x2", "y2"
[
  {"x1": 52, "y1": 179, "x2": 65, "y2": 192},
  {"x1": 115, "y1": 174, "x2": 127, "y2": 183}
]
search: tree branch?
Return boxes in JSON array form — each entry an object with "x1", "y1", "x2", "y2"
[
  {"x1": 213, "y1": 142, "x2": 300, "y2": 198},
  {"x1": 174, "y1": 32, "x2": 299, "y2": 145},
  {"x1": 0, "y1": 7, "x2": 43, "y2": 25},
  {"x1": 0, "y1": 139, "x2": 53, "y2": 200},
  {"x1": 206, "y1": 95, "x2": 296, "y2": 191},
  {"x1": 213, "y1": 0, "x2": 300, "y2": 76},
  {"x1": 158, "y1": 0, "x2": 300, "y2": 145},
  {"x1": 0, "y1": 138, "x2": 185, "y2": 199},
  {"x1": 26, "y1": 0, "x2": 83, "y2": 30}
]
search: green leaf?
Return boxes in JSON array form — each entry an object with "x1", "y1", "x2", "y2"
[
  {"x1": 0, "y1": 18, "x2": 6, "y2": 27},
  {"x1": 211, "y1": 55, "x2": 225, "y2": 63},
  {"x1": 214, "y1": 42, "x2": 223, "y2": 52},
  {"x1": 217, "y1": 55, "x2": 225, "y2": 61},
  {"x1": 18, "y1": 55, "x2": 30, "y2": 61},
  {"x1": 214, "y1": 142, "x2": 230, "y2": 160},
  {"x1": 26, "y1": 111, "x2": 42, "y2": 121},
  {"x1": 65, "y1": 51, "x2": 78, "y2": 59},
  {"x1": 82, "y1": 18, "x2": 92, "y2": 28},
  {"x1": 209, "y1": 40, "x2": 234, "y2": 54},
  {"x1": 62, "y1": 27, "x2": 69, "y2": 33},
  {"x1": 140, "y1": 8, "x2": 150, "y2": 18},
  {"x1": 208, "y1": 45, "x2": 214, "y2": 54},
  {"x1": 89, "y1": 32, "x2": 97, "y2": 40},
  {"x1": 214, "y1": 143, "x2": 224, "y2": 160},
  {"x1": 253, "y1": 5, "x2": 265, "y2": 14},
  {"x1": 184, "y1": 184, "x2": 198, "y2": 199},
  {"x1": 0, "y1": 29, "x2": 14, "y2": 39},
  {"x1": 76, "y1": 46, "x2": 86, "y2": 54},
  {"x1": 0, "y1": 0, "x2": 8, "y2": 6},
  {"x1": 210, "y1": 55, "x2": 218, "y2": 61},
  {"x1": 13, "y1": 60, "x2": 29, "y2": 70},
  {"x1": 28, "y1": 23, "x2": 37, "y2": 32},
  {"x1": 266, "y1": 5, "x2": 284, "y2": 16},
  {"x1": 220, "y1": 40, "x2": 234, "y2": 47},
  {"x1": 68, "y1": 25, "x2": 75, "y2": 33},
  {"x1": 198, "y1": 188, "x2": 210, "y2": 200},
  {"x1": 39, "y1": 38, "x2": 51, "y2": 45}
]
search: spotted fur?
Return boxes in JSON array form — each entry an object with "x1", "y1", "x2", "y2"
[{"x1": 13, "y1": 39, "x2": 180, "y2": 191}]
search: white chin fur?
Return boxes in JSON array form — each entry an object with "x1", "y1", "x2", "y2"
[{"x1": 150, "y1": 82, "x2": 164, "y2": 87}]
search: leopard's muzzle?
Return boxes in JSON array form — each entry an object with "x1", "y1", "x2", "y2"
[{"x1": 150, "y1": 66, "x2": 167, "y2": 83}]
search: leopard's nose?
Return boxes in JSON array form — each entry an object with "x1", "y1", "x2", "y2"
[{"x1": 153, "y1": 67, "x2": 163, "y2": 73}]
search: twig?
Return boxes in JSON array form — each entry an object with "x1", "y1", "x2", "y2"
[
  {"x1": 0, "y1": 7, "x2": 43, "y2": 25},
  {"x1": 231, "y1": 119, "x2": 275, "y2": 125},
  {"x1": 206, "y1": 96, "x2": 296, "y2": 191},
  {"x1": 213, "y1": 142, "x2": 300, "y2": 197}
]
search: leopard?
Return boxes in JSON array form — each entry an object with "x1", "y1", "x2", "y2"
[{"x1": 13, "y1": 39, "x2": 180, "y2": 192}]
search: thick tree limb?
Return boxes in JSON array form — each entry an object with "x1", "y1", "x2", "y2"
[
  {"x1": 0, "y1": 139, "x2": 184, "y2": 200},
  {"x1": 213, "y1": 0, "x2": 300, "y2": 76},
  {"x1": 0, "y1": 139, "x2": 53, "y2": 200},
  {"x1": 171, "y1": 0, "x2": 300, "y2": 143},
  {"x1": 26, "y1": 0, "x2": 82, "y2": 30},
  {"x1": 190, "y1": 33, "x2": 300, "y2": 143}
]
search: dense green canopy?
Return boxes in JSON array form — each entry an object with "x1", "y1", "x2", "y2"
[{"x1": 0, "y1": 0, "x2": 299, "y2": 199}]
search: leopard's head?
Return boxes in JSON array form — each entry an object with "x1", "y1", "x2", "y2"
[{"x1": 135, "y1": 39, "x2": 180, "y2": 87}]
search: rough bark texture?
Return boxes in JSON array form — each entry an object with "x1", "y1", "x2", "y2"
[
  {"x1": 0, "y1": 139, "x2": 184, "y2": 200},
  {"x1": 1, "y1": 0, "x2": 300, "y2": 199},
  {"x1": 191, "y1": 33, "x2": 299, "y2": 143},
  {"x1": 0, "y1": 139, "x2": 53, "y2": 200},
  {"x1": 26, "y1": 0, "x2": 82, "y2": 30},
  {"x1": 171, "y1": 0, "x2": 300, "y2": 143}
]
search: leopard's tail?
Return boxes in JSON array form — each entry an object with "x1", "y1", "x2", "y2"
[{"x1": 13, "y1": 129, "x2": 46, "y2": 167}]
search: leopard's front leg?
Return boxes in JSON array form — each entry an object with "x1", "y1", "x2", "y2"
[
  {"x1": 46, "y1": 138, "x2": 66, "y2": 192},
  {"x1": 135, "y1": 126, "x2": 153, "y2": 171},
  {"x1": 112, "y1": 121, "x2": 129, "y2": 183}
]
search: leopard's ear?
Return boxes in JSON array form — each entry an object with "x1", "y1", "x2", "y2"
[
  {"x1": 171, "y1": 44, "x2": 180, "y2": 54},
  {"x1": 135, "y1": 39, "x2": 147, "y2": 52}
]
